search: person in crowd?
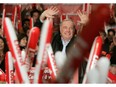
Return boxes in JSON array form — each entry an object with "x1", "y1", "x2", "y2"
[
  {"x1": 0, "y1": 36, "x2": 9, "y2": 72},
  {"x1": 110, "y1": 36, "x2": 116, "y2": 65},
  {"x1": 40, "y1": 6, "x2": 89, "y2": 83},
  {"x1": 17, "y1": 33, "x2": 28, "y2": 50},
  {"x1": 101, "y1": 29, "x2": 115, "y2": 56},
  {"x1": 106, "y1": 29, "x2": 115, "y2": 44},
  {"x1": 40, "y1": 6, "x2": 88, "y2": 57},
  {"x1": 99, "y1": 30, "x2": 108, "y2": 56},
  {"x1": 51, "y1": 19, "x2": 76, "y2": 55},
  {"x1": 22, "y1": 18, "x2": 30, "y2": 29},
  {"x1": 99, "y1": 30, "x2": 107, "y2": 44},
  {"x1": 100, "y1": 29, "x2": 116, "y2": 78},
  {"x1": 109, "y1": 36, "x2": 116, "y2": 79},
  {"x1": 30, "y1": 9, "x2": 43, "y2": 28},
  {"x1": 21, "y1": 18, "x2": 30, "y2": 36},
  {"x1": 21, "y1": 4, "x2": 44, "y2": 31},
  {"x1": 21, "y1": 4, "x2": 44, "y2": 20}
]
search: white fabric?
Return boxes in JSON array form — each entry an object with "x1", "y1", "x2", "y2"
[{"x1": 61, "y1": 38, "x2": 70, "y2": 55}]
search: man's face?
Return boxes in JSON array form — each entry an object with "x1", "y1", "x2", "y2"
[{"x1": 60, "y1": 20, "x2": 75, "y2": 41}]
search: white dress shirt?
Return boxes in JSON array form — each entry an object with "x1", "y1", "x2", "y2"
[{"x1": 61, "y1": 38, "x2": 70, "y2": 55}]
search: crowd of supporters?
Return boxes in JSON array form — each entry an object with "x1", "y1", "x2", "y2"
[{"x1": 0, "y1": 4, "x2": 116, "y2": 83}]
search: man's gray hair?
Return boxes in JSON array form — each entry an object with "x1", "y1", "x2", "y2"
[{"x1": 60, "y1": 19, "x2": 76, "y2": 32}]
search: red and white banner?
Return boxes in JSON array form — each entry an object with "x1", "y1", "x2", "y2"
[
  {"x1": 5, "y1": 51, "x2": 14, "y2": 83},
  {"x1": 25, "y1": 27, "x2": 40, "y2": 68},
  {"x1": 83, "y1": 36, "x2": 103, "y2": 83},
  {"x1": 34, "y1": 18, "x2": 53, "y2": 83},
  {"x1": 4, "y1": 17, "x2": 29, "y2": 83},
  {"x1": 46, "y1": 44, "x2": 58, "y2": 81}
]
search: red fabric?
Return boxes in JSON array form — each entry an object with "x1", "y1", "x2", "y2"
[
  {"x1": 0, "y1": 69, "x2": 6, "y2": 82},
  {"x1": 108, "y1": 71, "x2": 116, "y2": 83}
]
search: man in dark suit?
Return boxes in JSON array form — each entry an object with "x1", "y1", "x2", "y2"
[
  {"x1": 51, "y1": 19, "x2": 76, "y2": 55},
  {"x1": 40, "y1": 6, "x2": 89, "y2": 83}
]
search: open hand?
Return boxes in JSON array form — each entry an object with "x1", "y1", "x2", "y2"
[
  {"x1": 77, "y1": 10, "x2": 89, "y2": 26},
  {"x1": 41, "y1": 6, "x2": 59, "y2": 19}
]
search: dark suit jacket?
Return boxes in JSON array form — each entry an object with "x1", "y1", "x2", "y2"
[
  {"x1": 51, "y1": 31, "x2": 87, "y2": 83},
  {"x1": 51, "y1": 31, "x2": 75, "y2": 54},
  {"x1": 110, "y1": 46, "x2": 116, "y2": 65}
]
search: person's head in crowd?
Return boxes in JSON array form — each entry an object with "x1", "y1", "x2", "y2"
[
  {"x1": 25, "y1": 12, "x2": 31, "y2": 19},
  {"x1": 23, "y1": 27, "x2": 30, "y2": 37},
  {"x1": 22, "y1": 18, "x2": 30, "y2": 30},
  {"x1": 107, "y1": 29, "x2": 115, "y2": 42},
  {"x1": 22, "y1": 18, "x2": 30, "y2": 36},
  {"x1": 0, "y1": 36, "x2": 9, "y2": 54},
  {"x1": 18, "y1": 33, "x2": 28, "y2": 50},
  {"x1": 30, "y1": 9, "x2": 42, "y2": 23},
  {"x1": 60, "y1": 19, "x2": 76, "y2": 41},
  {"x1": 110, "y1": 65, "x2": 116, "y2": 75},
  {"x1": 99, "y1": 30, "x2": 106, "y2": 43}
]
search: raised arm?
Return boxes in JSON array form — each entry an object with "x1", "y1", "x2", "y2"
[
  {"x1": 40, "y1": 6, "x2": 59, "y2": 22},
  {"x1": 77, "y1": 10, "x2": 89, "y2": 35}
]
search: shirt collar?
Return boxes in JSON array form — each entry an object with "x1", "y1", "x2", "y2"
[{"x1": 61, "y1": 37, "x2": 70, "y2": 46}]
